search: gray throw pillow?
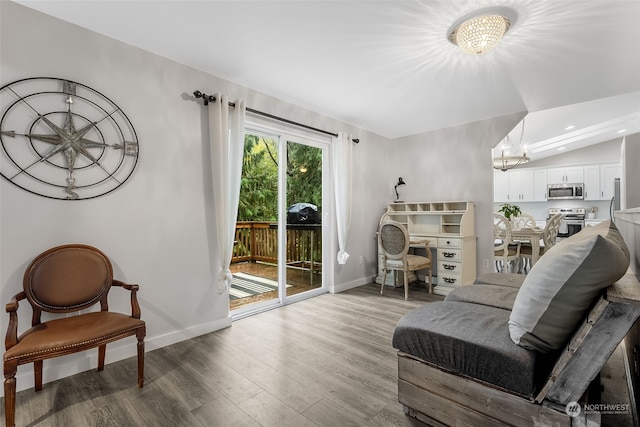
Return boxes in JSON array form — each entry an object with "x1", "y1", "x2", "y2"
[{"x1": 509, "y1": 220, "x2": 629, "y2": 353}]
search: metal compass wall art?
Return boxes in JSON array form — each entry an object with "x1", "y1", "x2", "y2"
[{"x1": 0, "y1": 77, "x2": 139, "y2": 200}]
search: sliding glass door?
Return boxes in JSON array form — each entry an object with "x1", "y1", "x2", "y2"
[
  {"x1": 230, "y1": 128, "x2": 327, "y2": 314},
  {"x1": 284, "y1": 139, "x2": 324, "y2": 297}
]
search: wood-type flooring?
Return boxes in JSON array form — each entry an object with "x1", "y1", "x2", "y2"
[{"x1": 2, "y1": 282, "x2": 634, "y2": 426}]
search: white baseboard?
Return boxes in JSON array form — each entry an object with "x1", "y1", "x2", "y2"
[{"x1": 329, "y1": 276, "x2": 371, "y2": 293}]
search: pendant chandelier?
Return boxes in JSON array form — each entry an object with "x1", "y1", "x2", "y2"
[{"x1": 493, "y1": 118, "x2": 530, "y2": 172}]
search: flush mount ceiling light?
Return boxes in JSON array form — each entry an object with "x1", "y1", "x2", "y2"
[{"x1": 448, "y1": 8, "x2": 515, "y2": 55}]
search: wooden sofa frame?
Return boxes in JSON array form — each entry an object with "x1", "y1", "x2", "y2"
[{"x1": 398, "y1": 269, "x2": 640, "y2": 426}]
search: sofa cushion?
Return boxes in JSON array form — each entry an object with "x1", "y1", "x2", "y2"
[
  {"x1": 473, "y1": 272, "x2": 525, "y2": 288},
  {"x1": 393, "y1": 301, "x2": 554, "y2": 397},
  {"x1": 445, "y1": 284, "x2": 518, "y2": 310},
  {"x1": 509, "y1": 220, "x2": 630, "y2": 353}
]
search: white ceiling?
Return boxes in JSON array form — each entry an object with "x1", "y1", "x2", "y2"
[{"x1": 14, "y1": 0, "x2": 640, "y2": 160}]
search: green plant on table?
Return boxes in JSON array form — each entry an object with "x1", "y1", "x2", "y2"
[{"x1": 498, "y1": 203, "x2": 521, "y2": 220}]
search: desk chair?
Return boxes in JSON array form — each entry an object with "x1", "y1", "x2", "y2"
[{"x1": 378, "y1": 220, "x2": 433, "y2": 300}]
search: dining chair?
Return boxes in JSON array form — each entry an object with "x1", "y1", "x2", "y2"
[
  {"x1": 520, "y1": 213, "x2": 565, "y2": 272},
  {"x1": 378, "y1": 220, "x2": 433, "y2": 300},
  {"x1": 494, "y1": 213, "x2": 521, "y2": 273},
  {"x1": 511, "y1": 213, "x2": 536, "y2": 230}
]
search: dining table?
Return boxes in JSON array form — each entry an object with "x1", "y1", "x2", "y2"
[{"x1": 511, "y1": 226, "x2": 545, "y2": 266}]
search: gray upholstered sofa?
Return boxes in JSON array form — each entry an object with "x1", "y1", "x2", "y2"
[{"x1": 393, "y1": 220, "x2": 640, "y2": 426}]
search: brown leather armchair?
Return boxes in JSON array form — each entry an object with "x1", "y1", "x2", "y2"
[{"x1": 3, "y1": 244, "x2": 146, "y2": 427}]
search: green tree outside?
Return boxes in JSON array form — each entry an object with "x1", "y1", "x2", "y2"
[{"x1": 238, "y1": 135, "x2": 322, "y2": 222}]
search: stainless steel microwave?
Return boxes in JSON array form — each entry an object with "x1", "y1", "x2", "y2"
[{"x1": 547, "y1": 183, "x2": 584, "y2": 200}]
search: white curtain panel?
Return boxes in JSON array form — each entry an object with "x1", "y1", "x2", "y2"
[
  {"x1": 208, "y1": 94, "x2": 246, "y2": 292},
  {"x1": 332, "y1": 132, "x2": 353, "y2": 264}
]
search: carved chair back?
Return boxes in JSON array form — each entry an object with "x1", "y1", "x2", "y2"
[{"x1": 23, "y1": 244, "x2": 113, "y2": 325}]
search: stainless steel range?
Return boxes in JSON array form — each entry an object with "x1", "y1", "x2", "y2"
[{"x1": 548, "y1": 207, "x2": 586, "y2": 238}]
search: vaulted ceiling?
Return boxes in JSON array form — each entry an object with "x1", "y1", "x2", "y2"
[{"x1": 14, "y1": 0, "x2": 640, "y2": 159}]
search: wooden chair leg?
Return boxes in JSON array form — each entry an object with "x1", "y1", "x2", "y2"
[
  {"x1": 137, "y1": 331, "x2": 145, "y2": 388},
  {"x1": 5, "y1": 362, "x2": 17, "y2": 427},
  {"x1": 404, "y1": 270, "x2": 409, "y2": 301},
  {"x1": 98, "y1": 344, "x2": 106, "y2": 371},
  {"x1": 381, "y1": 269, "x2": 387, "y2": 295},
  {"x1": 427, "y1": 268, "x2": 433, "y2": 294},
  {"x1": 34, "y1": 360, "x2": 43, "y2": 392}
]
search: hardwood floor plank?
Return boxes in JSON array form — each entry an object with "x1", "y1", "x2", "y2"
[
  {"x1": 369, "y1": 399, "x2": 427, "y2": 427},
  {"x1": 87, "y1": 397, "x2": 146, "y2": 426},
  {"x1": 197, "y1": 335, "x2": 325, "y2": 413},
  {"x1": 237, "y1": 390, "x2": 318, "y2": 427},
  {"x1": 149, "y1": 362, "x2": 222, "y2": 411},
  {"x1": 127, "y1": 379, "x2": 206, "y2": 427},
  {"x1": 302, "y1": 397, "x2": 370, "y2": 426},
  {"x1": 191, "y1": 395, "x2": 261, "y2": 427}
]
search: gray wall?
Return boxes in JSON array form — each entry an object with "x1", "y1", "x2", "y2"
[{"x1": 622, "y1": 133, "x2": 640, "y2": 209}]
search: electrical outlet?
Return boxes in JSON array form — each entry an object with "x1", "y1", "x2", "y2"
[{"x1": 359, "y1": 256, "x2": 364, "y2": 265}]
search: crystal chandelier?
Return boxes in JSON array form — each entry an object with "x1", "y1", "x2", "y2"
[
  {"x1": 493, "y1": 118, "x2": 530, "y2": 172},
  {"x1": 449, "y1": 14, "x2": 511, "y2": 55}
]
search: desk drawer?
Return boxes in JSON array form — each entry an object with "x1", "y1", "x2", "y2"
[
  {"x1": 438, "y1": 248, "x2": 461, "y2": 262},
  {"x1": 439, "y1": 273, "x2": 462, "y2": 287},
  {"x1": 438, "y1": 261, "x2": 461, "y2": 274},
  {"x1": 438, "y1": 238, "x2": 461, "y2": 248}
]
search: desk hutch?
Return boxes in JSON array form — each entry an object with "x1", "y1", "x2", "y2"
[{"x1": 376, "y1": 201, "x2": 476, "y2": 296}]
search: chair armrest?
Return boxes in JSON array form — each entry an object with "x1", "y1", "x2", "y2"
[
  {"x1": 112, "y1": 280, "x2": 142, "y2": 319},
  {"x1": 5, "y1": 291, "x2": 26, "y2": 350},
  {"x1": 424, "y1": 241, "x2": 432, "y2": 261},
  {"x1": 512, "y1": 241, "x2": 522, "y2": 256}
]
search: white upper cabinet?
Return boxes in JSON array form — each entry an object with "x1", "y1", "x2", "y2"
[
  {"x1": 583, "y1": 163, "x2": 620, "y2": 200},
  {"x1": 494, "y1": 163, "x2": 618, "y2": 203},
  {"x1": 494, "y1": 170, "x2": 510, "y2": 202},
  {"x1": 509, "y1": 169, "x2": 535, "y2": 201},
  {"x1": 584, "y1": 165, "x2": 600, "y2": 200},
  {"x1": 533, "y1": 169, "x2": 548, "y2": 201},
  {"x1": 494, "y1": 169, "x2": 540, "y2": 202},
  {"x1": 547, "y1": 166, "x2": 584, "y2": 184},
  {"x1": 600, "y1": 164, "x2": 620, "y2": 200}
]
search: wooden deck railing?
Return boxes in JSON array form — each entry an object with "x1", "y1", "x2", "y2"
[{"x1": 232, "y1": 221, "x2": 322, "y2": 267}]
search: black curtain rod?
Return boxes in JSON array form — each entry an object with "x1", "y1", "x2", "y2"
[{"x1": 193, "y1": 90, "x2": 359, "y2": 143}]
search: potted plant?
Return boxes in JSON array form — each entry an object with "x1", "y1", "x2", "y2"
[{"x1": 498, "y1": 203, "x2": 521, "y2": 220}]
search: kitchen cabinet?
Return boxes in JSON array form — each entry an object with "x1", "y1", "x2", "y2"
[
  {"x1": 494, "y1": 169, "x2": 540, "y2": 202},
  {"x1": 547, "y1": 166, "x2": 584, "y2": 184},
  {"x1": 494, "y1": 170, "x2": 509, "y2": 202},
  {"x1": 584, "y1": 165, "x2": 600, "y2": 200},
  {"x1": 494, "y1": 163, "x2": 619, "y2": 203},
  {"x1": 583, "y1": 163, "x2": 620, "y2": 200},
  {"x1": 600, "y1": 164, "x2": 620, "y2": 200},
  {"x1": 533, "y1": 169, "x2": 548, "y2": 201},
  {"x1": 509, "y1": 169, "x2": 534, "y2": 201}
]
